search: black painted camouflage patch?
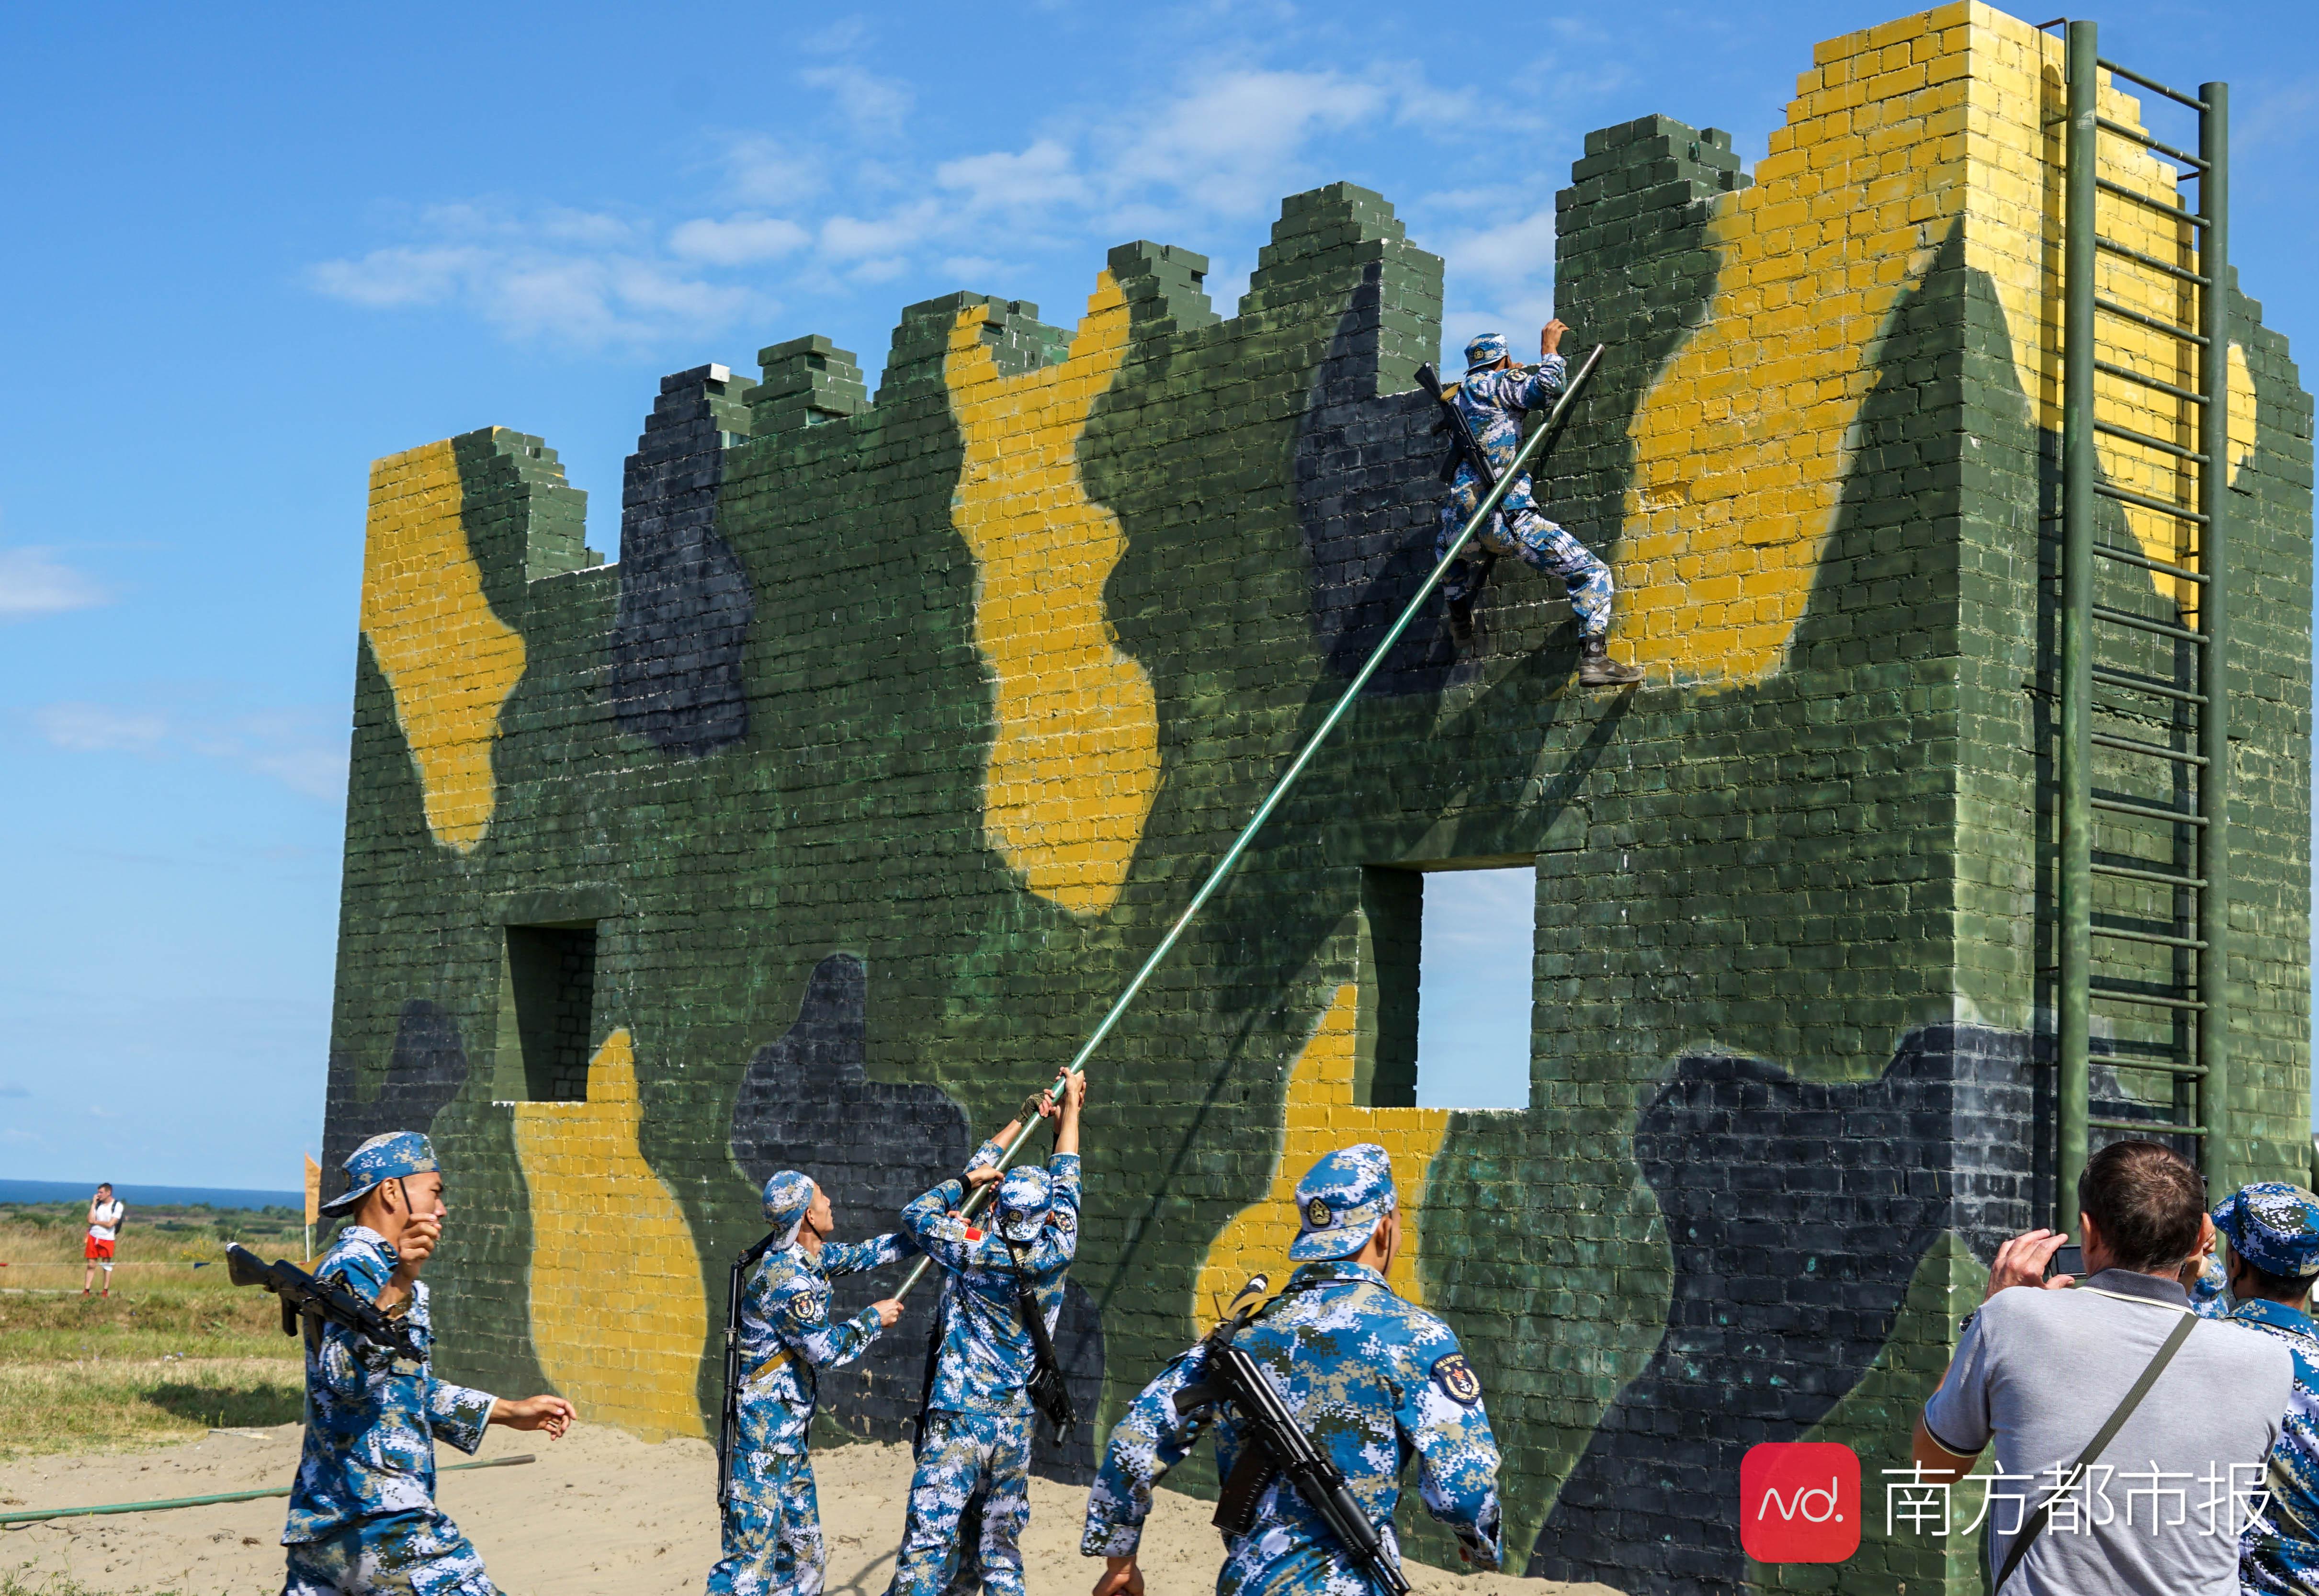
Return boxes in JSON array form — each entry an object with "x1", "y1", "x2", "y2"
[{"x1": 1432, "y1": 1352, "x2": 1481, "y2": 1406}]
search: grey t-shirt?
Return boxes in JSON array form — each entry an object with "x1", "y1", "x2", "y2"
[{"x1": 1925, "y1": 1269, "x2": 2292, "y2": 1594}]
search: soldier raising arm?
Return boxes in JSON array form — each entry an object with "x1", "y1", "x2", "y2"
[
  {"x1": 1082, "y1": 1144, "x2": 1502, "y2": 1596},
  {"x1": 885, "y1": 1069, "x2": 1086, "y2": 1596},
  {"x1": 284, "y1": 1132, "x2": 572, "y2": 1596},
  {"x1": 709, "y1": 1171, "x2": 909, "y2": 1596}
]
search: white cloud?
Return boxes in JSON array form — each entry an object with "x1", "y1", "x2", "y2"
[
  {"x1": 34, "y1": 703, "x2": 168, "y2": 752},
  {"x1": 668, "y1": 215, "x2": 812, "y2": 265},
  {"x1": 937, "y1": 141, "x2": 1086, "y2": 213},
  {"x1": 308, "y1": 245, "x2": 483, "y2": 309},
  {"x1": 722, "y1": 136, "x2": 825, "y2": 207},
  {"x1": 1436, "y1": 203, "x2": 1562, "y2": 361},
  {"x1": 29, "y1": 700, "x2": 347, "y2": 803},
  {"x1": 1439, "y1": 206, "x2": 1559, "y2": 284},
  {"x1": 800, "y1": 63, "x2": 915, "y2": 139},
  {"x1": 311, "y1": 52, "x2": 1451, "y2": 351},
  {"x1": 942, "y1": 255, "x2": 1014, "y2": 283},
  {"x1": 821, "y1": 206, "x2": 939, "y2": 262},
  {"x1": 250, "y1": 748, "x2": 351, "y2": 803},
  {"x1": 310, "y1": 207, "x2": 763, "y2": 349},
  {"x1": 0, "y1": 547, "x2": 110, "y2": 620},
  {"x1": 1101, "y1": 70, "x2": 1394, "y2": 217}
]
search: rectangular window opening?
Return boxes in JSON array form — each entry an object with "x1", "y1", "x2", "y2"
[
  {"x1": 1361, "y1": 863, "x2": 1535, "y2": 1112},
  {"x1": 500, "y1": 922, "x2": 599, "y2": 1102}
]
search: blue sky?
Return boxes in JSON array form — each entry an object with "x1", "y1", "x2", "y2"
[{"x1": 1, "y1": 2, "x2": 2311, "y2": 1188}]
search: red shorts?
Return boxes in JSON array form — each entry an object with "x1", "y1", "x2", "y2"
[{"x1": 85, "y1": 1237, "x2": 114, "y2": 1261}]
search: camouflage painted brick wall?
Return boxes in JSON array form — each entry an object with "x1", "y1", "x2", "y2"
[{"x1": 322, "y1": 5, "x2": 2312, "y2": 1591}]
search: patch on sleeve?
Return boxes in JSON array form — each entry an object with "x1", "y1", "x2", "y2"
[{"x1": 1431, "y1": 1353, "x2": 1482, "y2": 1406}]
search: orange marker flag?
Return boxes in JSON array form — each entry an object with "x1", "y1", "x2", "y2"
[{"x1": 304, "y1": 1155, "x2": 322, "y2": 1262}]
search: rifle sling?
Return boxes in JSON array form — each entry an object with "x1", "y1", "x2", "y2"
[
  {"x1": 1005, "y1": 1235, "x2": 1075, "y2": 1439},
  {"x1": 1991, "y1": 1307, "x2": 2197, "y2": 1589}
]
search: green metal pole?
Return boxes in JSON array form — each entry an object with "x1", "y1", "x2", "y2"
[
  {"x1": 2195, "y1": 80, "x2": 2230, "y2": 1194},
  {"x1": 890, "y1": 344, "x2": 1610, "y2": 1301},
  {"x1": 2057, "y1": 21, "x2": 2098, "y2": 1231},
  {"x1": 0, "y1": 1454, "x2": 536, "y2": 1527}
]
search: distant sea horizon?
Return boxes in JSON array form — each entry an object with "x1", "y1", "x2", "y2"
[{"x1": 0, "y1": 1178, "x2": 303, "y2": 1212}]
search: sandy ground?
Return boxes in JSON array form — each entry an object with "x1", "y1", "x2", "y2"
[{"x1": 0, "y1": 1422, "x2": 1624, "y2": 1596}]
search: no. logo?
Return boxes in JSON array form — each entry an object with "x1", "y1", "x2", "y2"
[
  {"x1": 1738, "y1": 1443, "x2": 1859, "y2": 1564},
  {"x1": 1303, "y1": 1196, "x2": 1332, "y2": 1230},
  {"x1": 1431, "y1": 1353, "x2": 1482, "y2": 1406}
]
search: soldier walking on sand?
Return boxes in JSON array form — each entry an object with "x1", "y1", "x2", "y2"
[
  {"x1": 1438, "y1": 320, "x2": 1642, "y2": 687},
  {"x1": 282, "y1": 1132, "x2": 574, "y2": 1596},
  {"x1": 708, "y1": 1171, "x2": 910, "y2": 1596},
  {"x1": 885, "y1": 1070, "x2": 1086, "y2": 1596}
]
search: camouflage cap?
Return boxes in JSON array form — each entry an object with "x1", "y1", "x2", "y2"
[
  {"x1": 1289, "y1": 1143, "x2": 1397, "y2": 1261},
  {"x1": 762, "y1": 1170, "x2": 816, "y2": 1246},
  {"x1": 995, "y1": 1166, "x2": 1052, "y2": 1244},
  {"x1": 1463, "y1": 332, "x2": 1509, "y2": 371},
  {"x1": 2214, "y1": 1181, "x2": 2319, "y2": 1280},
  {"x1": 321, "y1": 1131, "x2": 440, "y2": 1217}
]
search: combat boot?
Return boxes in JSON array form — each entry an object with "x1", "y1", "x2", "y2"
[
  {"x1": 1446, "y1": 593, "x2": 1477, "y2": 645},
  {"x1": 1577, "y1": 637, "x2": 1642, "y2": 688}
]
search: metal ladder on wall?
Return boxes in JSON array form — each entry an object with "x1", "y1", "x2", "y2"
[{"x1": 2053, "y1": 18, "x2": 2231, "y2": 1219}]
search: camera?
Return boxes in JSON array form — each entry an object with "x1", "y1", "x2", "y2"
[{"x1": 2043, "y1": 1243, "x2": 2084, "y2": 1282}]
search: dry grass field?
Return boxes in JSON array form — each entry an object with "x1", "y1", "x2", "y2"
[{"x1": 0, "y1": 1203, "x2": 309, "y2": 1463}]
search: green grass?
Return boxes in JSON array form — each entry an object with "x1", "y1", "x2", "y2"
[
  {"x1": 0, "y1": 1568, "x2": 220, "y2": 1596},
  {"x1": 0, "y1": 1211, "x2": 305, "y2": 1460}
]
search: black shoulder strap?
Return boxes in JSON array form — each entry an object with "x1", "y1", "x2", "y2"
[
  {"x1": 910, "y1": 1290, "x2": 944, "y2": 1452},
  {"x1": 1005, "y1": 1237, "x2": 1064, "y2": 1375},
  {"x1": 1993, "y1": 1309, "x2": 2197, "y2": 1590}
]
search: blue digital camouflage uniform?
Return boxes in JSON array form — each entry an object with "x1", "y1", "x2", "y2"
[
  {"x1": 2214, "y1": 1182, "x2": 2319, "y2": 1594},
  {"x1": 886, "y1": 1138, "x2": 1081, "y2": 1596},
  {"x1": 710, "y1": 1171, "x2": 911, "y2": 1596},
  {"x1": 1436, "y1": 333, "x2": 1612, "y2": 634},
  {"x1": 2193, "y1": 1247, "x2": 2235, "y2": 1320},
  {"x1": 284, "y1": 1131, "x2": 501, "y2": 1596},
  {"x1": 281, "y1": 1228, "x2": 500, "y2": 1593},
  {"x1": 1083, "y1": 1144, "x2": 1503, "y2": 1596}
]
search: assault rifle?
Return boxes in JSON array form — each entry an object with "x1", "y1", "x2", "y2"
[
  {"x1": 1415, "y1": 363, "x2": 1496, "y2": 493},
  {"x1": 1174, "y1": 1277, "x2": 1411, "y2": 1596},
  {"x1": 716, "y1": 1231, "x2": 784, "y2": 1509},
  {"x1": 225, "y1": 1243, "x2": 422, "y2": 1362},
  {"x1": 1415, "y1": 362, "x2": 1501, "y2": 606}
]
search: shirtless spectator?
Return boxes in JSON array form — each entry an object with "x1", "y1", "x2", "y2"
[{"x1": 83, "y1": 1182, "x2": 124, "y2": 1297}]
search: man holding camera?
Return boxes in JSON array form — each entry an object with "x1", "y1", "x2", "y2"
[
  {"x1": 885, "y1": 1069, "x2": 1085, "y2": 1596},
  {"x1": 283, "y1": 1132, "x2": 574, "y2": 1596},
  {"x1": 1912, "y1": 1141, "x2": 2291, "y2": 1594}
]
